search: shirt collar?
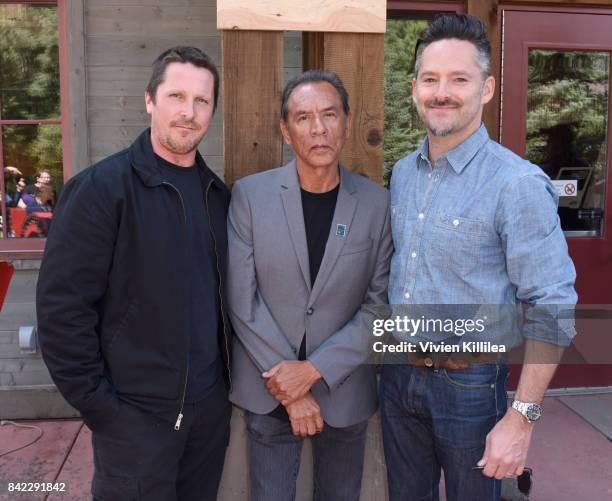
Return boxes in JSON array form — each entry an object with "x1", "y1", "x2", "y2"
[{"x1": 417, "y1": 123, "x2": 490, "y2": 174}]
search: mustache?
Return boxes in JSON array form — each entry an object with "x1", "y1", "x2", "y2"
[
  {"x1": 426, "y1": 98, "x2": 461, "y2": 107},
  {"x1": 171, "y1": 120, "x2": 200, "y2": 130}
]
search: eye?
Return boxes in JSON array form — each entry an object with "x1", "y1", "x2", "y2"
[
  {"x1": 196, "y1": 97, "x2": 209, "y2": 104},
  {"x1": 297, "y1": 115, "x2": 308, "y2": 122},
  {"x1": 454, "y1": 77, "x2": 468, "y2": 83}
]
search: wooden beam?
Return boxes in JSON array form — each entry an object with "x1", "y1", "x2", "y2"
[
  {"x1": 222, "y1": 31, "x2": 284, "y2": 185},
  {"x1": 323, "y1": 33, "x2": 384, "y2": 183},
  {"x1": 467, "y1": 0, "x2": 500, "y2": 140},
  {"x1": 217, "y1": 0, "x2": 386, "y2": 33}
]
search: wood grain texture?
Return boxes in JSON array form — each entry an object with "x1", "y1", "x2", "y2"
[
  {"x1": 218, "y1": 0, "x2": 386, "y2": 33},
  {"x1": 324, "y1": 32, "x2": 384, "y2": 183},
  {"x1": 302, "y1": 32, "x2": 325, "y2": 70},
  {"x1": 222, "y1": 30, "x2": 284, "y2": 185}
]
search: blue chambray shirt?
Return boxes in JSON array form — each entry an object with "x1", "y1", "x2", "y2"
[{"x1": 389, "y1": 124, "x2": 577, "y2": 344}]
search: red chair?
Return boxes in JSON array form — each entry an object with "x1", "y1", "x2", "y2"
[{"x1": 0, "y1": 261, "x2": 14, "y2": 311}]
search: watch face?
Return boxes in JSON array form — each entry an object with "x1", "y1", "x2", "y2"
[{"x1": 526, "y1": 404, "x2": 542, "y2": 422}]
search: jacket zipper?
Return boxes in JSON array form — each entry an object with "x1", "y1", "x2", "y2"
[
  {"x1": 161, "y1": 181, "x2": 189, "y2": 431},
  {"x1": 204, "y1": 179, "x2": 232, "y2": 391}
]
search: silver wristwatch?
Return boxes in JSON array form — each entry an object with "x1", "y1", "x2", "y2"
[{"x1": 511, "y1": 400, "x2": 542, "y2": 423}]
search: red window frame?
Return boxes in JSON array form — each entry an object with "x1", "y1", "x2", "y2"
[{"x1": 0, "y1": 0, "x2": 71, "y2": 258}]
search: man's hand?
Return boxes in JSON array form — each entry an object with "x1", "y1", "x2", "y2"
[
  {"x1": 263, "y1": 360, "x2": 321, "y2": 405},
  {"x1": 477, "y1": 408, "x2": 534, "y2": 479},
  {"x1": 285, "y1": 392, "x2": 324, "y2": 437}
]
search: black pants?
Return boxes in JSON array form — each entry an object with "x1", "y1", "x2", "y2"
[{"x1": 91, "y1": 378, "x2": 231, "y2": 501}]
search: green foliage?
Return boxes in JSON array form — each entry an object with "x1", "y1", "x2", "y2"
[
  {"x1": 0, "y1": 5, "x2": 63, "y2": 184},
  {"x1": 384, "y1": 19, "x2": 429, "y2": 184},
  {"x1": 526, "y1": 50, "x2": 609, "y2": 170}
]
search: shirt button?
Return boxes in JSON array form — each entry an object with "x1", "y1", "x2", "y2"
[
  {"x1": 404, "y1": 292, "x2": 411, "y2": 300},
  {"x1": 306, "y1": 307, "x2": 314, "y2": 315},
  {"x1": 418, "y1": 213, "x2": 425, "y2": 220},
  {"x1": 392, "y1": 207, "x2": 396, "y2": 214},
  {"x1": 452, "y1": 219, "x2": 460, "y2": 227},
  {"x1": 411, "y1": 252, "x2": 417, "y2": 259},
  {"x1": 428, "y1": 173, "x2": 432, "y2": 179}
]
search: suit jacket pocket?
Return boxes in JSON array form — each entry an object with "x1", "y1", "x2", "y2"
[{"x1": 340, "y1": 238, "x2": 373, "y2": 256}]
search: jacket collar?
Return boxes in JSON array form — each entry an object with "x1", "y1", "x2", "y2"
[
  {"x1": 129, "y1": 128, "x2": 225, "y2": 190},
  {"x1": 280, "y1": 159, "x2": 357, "y2": 195}
]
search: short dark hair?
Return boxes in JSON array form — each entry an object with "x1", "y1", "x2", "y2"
[
  {"x1": 281, "y1": 70, "x2": 350, "y2": 121},
  {"x1": 146, "y1": 46, "x2": 220, "y2": 112},
  {"x1": 415, "y1": 14, "x2": 491, "y2": 78}
]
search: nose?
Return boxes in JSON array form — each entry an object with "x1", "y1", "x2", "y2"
[
  {"x1": 179, "y1": 100, "x2": 196, "y2": 120},
  {"x1": 433, "y1": 79, "x2": 451, "y2": 101},
  {"x1": 310, "y1": 114, "x2": 327, "y2": 135}
]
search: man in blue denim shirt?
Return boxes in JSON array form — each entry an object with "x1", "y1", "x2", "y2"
[{"x1": 382, "y1": 14, "x2": 577, "y2": 501}]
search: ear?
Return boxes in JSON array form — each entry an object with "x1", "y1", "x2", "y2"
[
  {"x1": 411, "y1": 78, "x2": 417, "y2": 105},
  {"x1": 344, "y1": 111, "x2": 353, "y2": 139},
  {"x1": 145, "y1": 91, "x2": 154, "y2": 114},
  {"x1": 481, "y1": 75, "x2": 495, "y2": 105},
  {"x1": 280, "y1": 119, "x2": 292, "y2": 145}
]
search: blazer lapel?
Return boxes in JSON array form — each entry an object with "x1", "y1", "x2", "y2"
[
  {"x1": 309, "y1": 165, "x2": 357, "y2": 305},
  {"x1": 280, "y1": 161, "x2": 312, "y2": 290}
]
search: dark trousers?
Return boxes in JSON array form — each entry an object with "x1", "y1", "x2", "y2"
[
  {"x1": 381, "y1": 363, "x2": 508, "y2": 501},
  {"x1": 245, "y1": 410, "x2": 368, "y2": 501},
  {"x1": 91, "y1": 378, "x2": 231, "y2": 501}
]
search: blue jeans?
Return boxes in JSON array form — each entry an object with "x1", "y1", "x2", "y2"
[
  {"x1": 380, "y1": 363, "x2": 508, "y2": 501},
  {"x1": 245, "y1": 410, "x2": 368, "y2": 501}
]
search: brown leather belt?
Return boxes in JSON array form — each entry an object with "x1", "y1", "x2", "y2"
[{"x1": 406, "y1": 351, "x2": 502, "y2": 370}]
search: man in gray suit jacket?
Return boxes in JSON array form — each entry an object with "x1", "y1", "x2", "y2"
[{"x1": 227, "y1": 70, "x2": 392, "y2": 501}]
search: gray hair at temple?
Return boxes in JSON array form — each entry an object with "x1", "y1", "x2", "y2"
[
  {"x1": 414, "y1": 14, "x2": 491, "y2": 79},
  {"x1": 281, "y1": 70, "x2": 350, "y2": 122}
]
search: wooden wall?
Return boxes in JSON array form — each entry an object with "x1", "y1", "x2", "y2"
[{"x1": 84, "y1": 0, "x2": 224, "y2": 176}]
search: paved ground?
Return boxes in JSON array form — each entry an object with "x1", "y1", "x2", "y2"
[{"x1": 0, "y1": 396, "x2": 610, "y2": 500}]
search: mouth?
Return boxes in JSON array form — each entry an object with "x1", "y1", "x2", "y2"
[
  {"x1": 311, "y1": 144, "x2": 331, "y2": 151},
  {"x1": 174, "y1": 124, "x2": 197, "y2": 131}
]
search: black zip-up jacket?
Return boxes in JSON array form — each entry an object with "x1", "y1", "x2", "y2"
[{"x1": 36, "y1": 129, "x2": 232, "y2": 430}]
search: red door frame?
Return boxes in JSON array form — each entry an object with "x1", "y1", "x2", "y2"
[
  {"x1": 500, "y1": 4, "x2": 612, "y2": 387},
  {"x1": 0, "y1": 0, "x2": 71, "y2": 258}
]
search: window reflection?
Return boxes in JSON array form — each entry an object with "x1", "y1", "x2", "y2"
[{"x1": 527, "y1": 50, "x2": 609, "y2": 236}]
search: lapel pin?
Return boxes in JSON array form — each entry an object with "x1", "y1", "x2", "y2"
[{"x1": 336, "y1": 224, "x2": 347, "y2": 237}]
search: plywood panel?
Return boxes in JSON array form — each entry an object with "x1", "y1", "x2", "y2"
[
  {"x1": 324, "y1": 33, "x2": 384, "y2": 183},
  {"x1": 222, "y1": 31, "x2": 284, "y2": 185},
  {"x1": 218, "y1": 0, "x2": 386, "y2": 33}
]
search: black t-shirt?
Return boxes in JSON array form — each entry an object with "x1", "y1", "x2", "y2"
[
  {"x1": 269, "y1": 184, "x2": 339, "y2": 420},
  {"x1": 156, "y1": 155, "x2": 222, "y2": 403}
]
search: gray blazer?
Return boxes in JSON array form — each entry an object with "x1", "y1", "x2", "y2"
[{"x1": 227, "y1": 161, "x2": 392, "y2": 428}]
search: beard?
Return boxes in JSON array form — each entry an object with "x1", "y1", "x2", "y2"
[{"x1": 160, "y1": 121, "x2": 206, "y2": 155}]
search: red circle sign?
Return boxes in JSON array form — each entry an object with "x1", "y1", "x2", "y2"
[{"x1": 564, "y1": 183, "x2": 576, "y2": 195}]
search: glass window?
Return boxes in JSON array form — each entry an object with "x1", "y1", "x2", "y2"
[
  {"x1": 0, "y1": 2, "x2": 64, "y2": 243},
  {"x1": 384, "y1": 18, "x2": 430, "y2": 184},
  {"x1": 526, "y1": 50, "x2": 609, "y2": 237}
]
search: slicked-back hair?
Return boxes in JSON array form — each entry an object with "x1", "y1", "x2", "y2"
[
  {"x1": 281, "y1": 70, "x2": 350, "y2": 122},
  {"x1": 145, "y1": 46, "x2": 220, "y2": 112},
  {"x1": 414, "y1": 14, "x2": 491, "y2": 78}
]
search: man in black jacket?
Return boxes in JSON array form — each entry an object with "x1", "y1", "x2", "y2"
[{"x1": 36, "y1": 47, "x2": 232, "y2": 501}]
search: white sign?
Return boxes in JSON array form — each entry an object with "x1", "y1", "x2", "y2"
[{"x1": 552, "y1": 179, "x2": 578, "y2": 197}]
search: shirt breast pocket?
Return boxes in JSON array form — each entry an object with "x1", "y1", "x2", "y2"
[{"x1": 430, "y1": 215, "x2": 498, "y2": 275}]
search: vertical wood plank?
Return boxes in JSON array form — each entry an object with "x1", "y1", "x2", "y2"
[
  {"x1": 302, "y1": 32, "x2": 325, "y2": 70},
  {"x1": 67, "y1": 0, "x2": 90, "y2": 174},
  {"x1": 467, "y1": 0, "x2": 501, "y2": 140},
  {"x1": 222, "y1": 30, "x2": 284, "y2": 185},
  {"x1": 323, "y1": 32, "x2": 384, "y2": 183}
]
